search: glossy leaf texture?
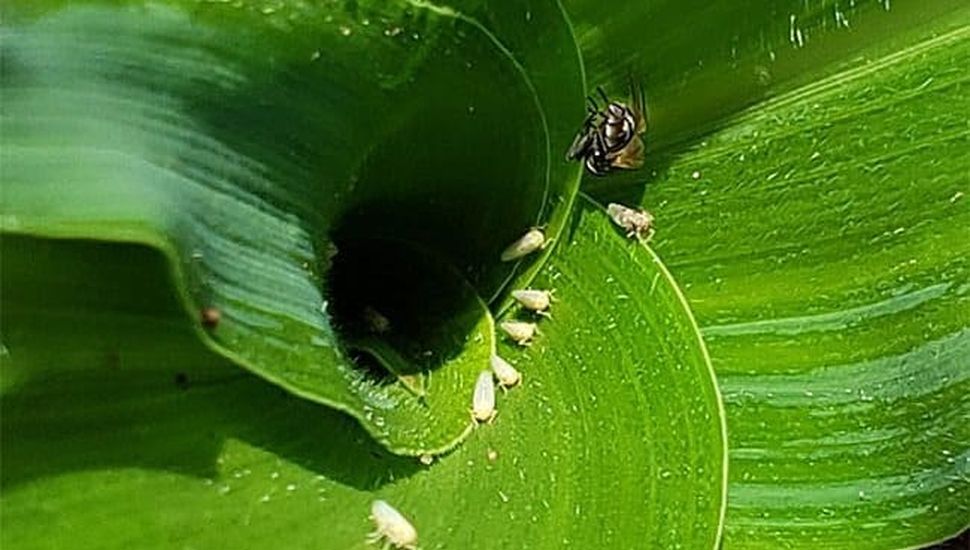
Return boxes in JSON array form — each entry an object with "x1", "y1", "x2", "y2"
[
  {"x1": 0, "y1": 0, "x2": 584, "y2": 454},
  {"x1": 0, "y1": 201, "x2": 726, "y2": 549},
  {"x1": 582, "y1": 6, "x2": 970, "y2": 549},
  {"x1": 565, "y1": 0, "x2": 967, "y2": 148}
]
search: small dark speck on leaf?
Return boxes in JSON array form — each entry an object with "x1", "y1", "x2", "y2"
[{"x1": 174, "y1": 372, "x2": 190, "y2": 390}]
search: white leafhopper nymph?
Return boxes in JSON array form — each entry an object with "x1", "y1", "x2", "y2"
[
  {"x1": 499, "y1": 320, "x2": 537, "y2": 346},
  {"x1": 500, "y1": 227, "x2": 547, "y2": 262},
  {"x1": 368, "y1": 500, "x2": 418, "y2": 550},
  {"x1": 490, "y1": 354, "x2": 521, "y2": 388},
  {"x1": 471, "y1": 370, "x2": 497, "y2": 423},
  {"x1": 511, "y1": 289, "x2": 554, "y2": 316},
  {"x1": 606, "y1": 202, "x2": 654, "y2": 241}
]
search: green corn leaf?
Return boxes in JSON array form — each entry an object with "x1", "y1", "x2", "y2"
[
  {"x1": 571, "y1": 0, "x2": 970, "y2": 546},
  {"x1": 2, "y1": 0, "x2": 967, "y2": 548},
  {"x1": 1, "y1": 0, "x2": 584, "y2": 454},
  {"x1": 0, "y1": 202, "x2": 727, "y2": 549}
]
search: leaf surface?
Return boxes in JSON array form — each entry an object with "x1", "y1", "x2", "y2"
[{"x1": 1, "y1": 200, "x2": 727, "y2": 549}]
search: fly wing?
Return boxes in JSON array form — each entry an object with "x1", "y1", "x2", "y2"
[
  {"x1": 629, "y1": 80, "x2": 648, "y2": 135},
  {"x1": 609, "y1": 136, "x2": 645, "y2": 170}
]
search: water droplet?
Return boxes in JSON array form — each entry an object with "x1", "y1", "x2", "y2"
[
  {"x1": 340, "y1": 26, "x2": 352, "y2": 36},
  {"x1": 788, "y1": 15, "x2": 805, "y2": 48},
  {"x1": 834, "y1": 6, "x2": 851, "y2": 28}
]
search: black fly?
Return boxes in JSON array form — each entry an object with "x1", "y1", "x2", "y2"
[{"x1": 566, "y1": 83, "x2": 647, "y2": 176}]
